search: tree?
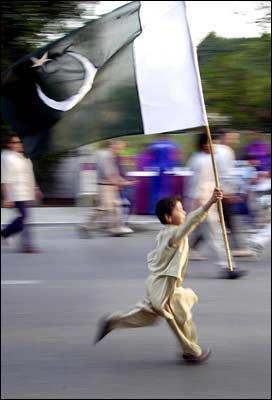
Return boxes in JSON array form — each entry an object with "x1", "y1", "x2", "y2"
[
  {"x1": 1, "y1": 1, "x2": 99, "y2": 70},
  {"x1": 255, "y1": 1, "x2": 271, "y2": 32},
  {"x1": 198, "y1": 33, "x2": 271, "y2": 131}
]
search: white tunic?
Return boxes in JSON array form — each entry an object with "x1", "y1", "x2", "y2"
[
  {"x1": 1, "y1": 150, "x2": 36, "y2": 201},
  {"x1": 187, "y1": 152, "x2": 215, "y2": 203},
  {"x1": 214, "y1": 143, "x2": 236, "y2": 194},
  {"x1": 146, "y1": 207, "x2": 208, "y2": 318}
]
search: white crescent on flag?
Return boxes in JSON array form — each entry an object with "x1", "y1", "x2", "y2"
[{"x1": 36, "y1": 51, "x2": 97, "y2": 111}]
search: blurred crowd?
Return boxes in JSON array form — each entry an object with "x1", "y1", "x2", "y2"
[
  {"x1": 1, "y1": 129, "x2": 271, "y2": 257},
  {"x1": 76, "y1": 129, "x2": 271, "y2": 258},
  {"x1": 121, "y1": 130, "x2": 270, "y2": 224}
]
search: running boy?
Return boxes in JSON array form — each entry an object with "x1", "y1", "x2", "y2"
[{"x1": 94, "y1": 187, "x2": 223, "y2": 363}]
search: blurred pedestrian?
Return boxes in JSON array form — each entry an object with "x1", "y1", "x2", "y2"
[
  {"x1": 94, "y1": 188, "x2": 226, "y2": 363},
  {"x1": 1, "y1": 134, "x2": 42, "y2": 252},
  {"x1": 186, "y1": 133, "x2": 242, "y2": 270},
  {"x1": 80, "y1": 140, "x2": 134, "y2": 236},
  {"x1": 186, "y1": 133, "x2": 217, "y2": 261},
  {"x1": 213, "y1": 128, "x2": 255, "y2": 257},
  {"x1": 114, "y1": 139, "x2": 135, "y2": 227}
]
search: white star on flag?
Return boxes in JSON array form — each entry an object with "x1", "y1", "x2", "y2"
[{"x1": 30, "y1": 52, "x2": 51, "y2": 68}]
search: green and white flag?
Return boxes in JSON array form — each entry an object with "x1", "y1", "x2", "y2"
[{"x1": 2, "y1": 1, "x2": 207, "y2": 158}]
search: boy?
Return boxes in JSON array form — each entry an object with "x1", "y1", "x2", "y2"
[{"x1": 94, "y1": 187, "x2": 223, "y2": 363}]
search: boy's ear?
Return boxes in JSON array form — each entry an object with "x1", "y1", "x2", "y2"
[{"x1": 164, "y1": 214, "x2": 172, "y2": 224}]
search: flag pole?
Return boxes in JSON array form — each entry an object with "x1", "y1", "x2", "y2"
[{"x1": 204, "y1": 124, "x2": 234, "y2": 272}]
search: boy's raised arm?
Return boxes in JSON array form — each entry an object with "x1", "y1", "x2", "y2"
[{"x1": 169, "y1": 188, "x2": 223, "y2": 245}]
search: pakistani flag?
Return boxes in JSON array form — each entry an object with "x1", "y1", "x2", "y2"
[{"x1": 2, "y1": 1, "x2": 207, "y2": 159}]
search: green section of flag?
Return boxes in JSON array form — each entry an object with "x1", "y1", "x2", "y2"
[
  {"x1": 51, "y1": 42, "x2": 144, "y2": 154},
  {"x1": 1, "y1": 1, "x2": 142, "y2": 158}
]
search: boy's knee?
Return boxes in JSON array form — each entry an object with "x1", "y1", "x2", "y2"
[
  {"x1": 185, "y1": 288, "x2": 198, "y2": 303},
  {"x1": 183, "y1": 315, "x2": 193, "y2": 326},
  {"x1": 152, "y1": 304, "x2": 172, "y2": 319}
]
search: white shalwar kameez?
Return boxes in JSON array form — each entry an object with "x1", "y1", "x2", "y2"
[{"x1": 109, "y1": 207, "x2": 208, "y2": 357}]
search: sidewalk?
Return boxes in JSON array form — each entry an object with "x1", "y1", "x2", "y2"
[
  {"x1": 1, "y1": 207, "x2": 271, "y2": 254},
  {"x1": 1, "y1": 207, "x2": 160, "y2": 230},
  {"x1": 1, "y1": 207, "x2": 271, "y2": 235}
]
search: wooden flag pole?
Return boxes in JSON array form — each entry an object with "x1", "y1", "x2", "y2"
[{"x1": 205, "y1": 124, "x2": 234, "y2": 272}]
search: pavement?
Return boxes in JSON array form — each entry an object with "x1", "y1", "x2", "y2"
[
  {"x1": 1, "y1": 227, "x2": 271, "y2": 399},
  {"x1": 2, "y1": 206, "x2": 270, "y2": 241}
]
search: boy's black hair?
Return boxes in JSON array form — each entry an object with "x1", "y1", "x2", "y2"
[{"x1": 155, "y1": 194, "x2": 182, "y2": 225}]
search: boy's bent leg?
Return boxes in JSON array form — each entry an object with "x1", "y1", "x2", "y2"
[
  {"x1": 165, "y1": 287, "x2": 202, "y2": 357},
  {"x1": 94, "y1": 300, "x2": 160, "y2": 344},
  {"x1": 110, "y1": 300, "x2": 159, "y2": 329},
  {"x1": 149, "y1": 276, "x2": 202, "y2": 357},
  {"x1": 165, "y1": 307, "x2": 202, "y2": 357}
]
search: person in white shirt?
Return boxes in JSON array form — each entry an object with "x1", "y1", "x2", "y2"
[
  {"x1": 79, "y1": 140, "x2": 134, "y2": 236},
  {"x1": 1, "y1": 134, "x2": 42, "y2": 252},
  {"x1": 212, "y1": 128, "x2": 256, "y2": 257},
  {"x1": 186, "y1": 133, "x2": 227, "y2": 268}
]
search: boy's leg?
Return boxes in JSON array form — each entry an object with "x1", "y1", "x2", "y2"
[
  {"x1": 110, "y1": 301, "x2": 159, "y2": 329},
  {"x1": 148, "y1": 276, "x2": 202, "y2": 357},
  {"x1": 94, "y1": 300, "x2": 159, "y2": 344},
  {"x1": 165, "y1": 287, "x2": 202, "y2": 357}
]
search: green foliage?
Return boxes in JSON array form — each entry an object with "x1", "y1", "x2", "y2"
[
  {"x1": 0, "y1": 1, "x2": 86, "y2": 70},
  {"x1": 198, "y1": 33, "x2": 271, "y2": 131}
]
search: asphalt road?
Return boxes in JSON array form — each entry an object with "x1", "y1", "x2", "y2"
[{"x1": 1, "y1": 227, "x2": 271, "y2": 399}]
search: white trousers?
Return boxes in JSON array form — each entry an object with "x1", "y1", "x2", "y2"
[
  {"x1": 109, "y1": 276, "x2": 202, "y2": 357},
  {"x1": 190, "y1": 205, "x2": 227, "y2": 265}
]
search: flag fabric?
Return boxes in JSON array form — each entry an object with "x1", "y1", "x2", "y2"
[{"x1": 2, "y1": 1, "x2": 207, "y2": 159}]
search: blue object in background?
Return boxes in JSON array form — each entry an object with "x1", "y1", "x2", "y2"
[{"x1": 145, "y1": 136, "x2": 181, "y2": 213}]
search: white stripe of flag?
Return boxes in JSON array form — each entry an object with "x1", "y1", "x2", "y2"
[{"x1": 134, "y1": 1, "x2": 208, "y2": 134}]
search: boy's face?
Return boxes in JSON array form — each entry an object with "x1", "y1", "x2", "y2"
[{"x1": 165, "y1": 201, "x2": 186, "y2": 225}]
